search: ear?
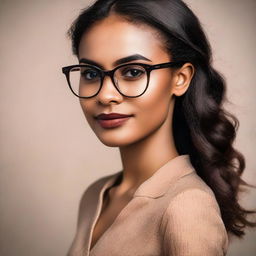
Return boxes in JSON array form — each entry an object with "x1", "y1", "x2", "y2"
[{"x1": 171, "y1": 63, "x2": 195, "y2": 97}]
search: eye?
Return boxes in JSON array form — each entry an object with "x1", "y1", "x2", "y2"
[
  {"x1": 81, "y1": 69, "x2": 100, "y2": 81},
  {"x1": 125, "y1": 69, "x2": 143, "y2": 77},
  {"x1": 120, "y1": 66, "x2": 146, "y2": 79}
]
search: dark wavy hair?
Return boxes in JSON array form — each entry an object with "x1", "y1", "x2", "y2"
[{"x1": 66, "y1": 0, "x2": 256, "y2": 238}]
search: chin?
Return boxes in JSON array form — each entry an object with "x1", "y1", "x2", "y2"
[{"x1": 95, "y1": 131, "x2": 141, "y2": 148}]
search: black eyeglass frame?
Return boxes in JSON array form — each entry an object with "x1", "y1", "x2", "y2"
[{"x1": 61, "y1": 61, "x2": 186, "y2": 98}]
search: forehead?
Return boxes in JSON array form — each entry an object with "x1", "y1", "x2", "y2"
[{"x1": 78, "y1": 14, "x2": 170, "y2": 67}]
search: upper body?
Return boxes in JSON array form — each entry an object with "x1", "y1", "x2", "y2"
[
  {"x1": 67, "y1": 154, "x2": 229, "y2": 256},
  {"x1": 63, "y1": 1, "x2": 254, "y2": 254}
]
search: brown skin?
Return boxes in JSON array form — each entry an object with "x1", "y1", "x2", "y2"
[
  {"x1": 78, "y1": 14, "x2": 194, "y2": 201},
  {"x1": 78, "y1": 14, "x2": 195, "y2": 249}
]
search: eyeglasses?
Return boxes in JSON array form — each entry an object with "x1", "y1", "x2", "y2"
[{"x1": 61, "y1": 61, "x2": 186, "y2": 98}]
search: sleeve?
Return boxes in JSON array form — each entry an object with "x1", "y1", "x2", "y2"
[{"x1": 161, "y1": 189, "x2": 229, "y2": 256}]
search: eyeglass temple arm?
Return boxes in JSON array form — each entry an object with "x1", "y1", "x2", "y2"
[
  {"x1": 150, "y1": 61, "x2": 186, "y2": 70},
  {"x1": 62, "y1": 66, "x2": 81, "y2": 74}
]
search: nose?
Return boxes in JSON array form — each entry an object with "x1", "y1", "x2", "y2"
[{"x1": 96, "y1": 74, "x2": 123, "y2": 105}]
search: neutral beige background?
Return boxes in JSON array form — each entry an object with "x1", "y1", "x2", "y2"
[{"x1": 0, "y1": 0, "x2": 255, "y2": 255}]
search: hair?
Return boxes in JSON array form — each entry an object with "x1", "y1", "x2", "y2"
[{"x1": 67, "y1": 0, "x2": 256, "y2": 238}]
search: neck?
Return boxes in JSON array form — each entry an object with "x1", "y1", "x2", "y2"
[{"x1": 117, "y1": 103, "x2": 179, "y2": 195}]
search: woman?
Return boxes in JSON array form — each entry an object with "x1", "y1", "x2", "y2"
[{"x1": 62, "y1": 0, "x2": 256, "y2": 255}]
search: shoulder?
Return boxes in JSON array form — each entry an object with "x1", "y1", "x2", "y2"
[
  {"x1": 165, "y1": 170, "x2": 217, "y2": 198},
  {"x1": 86, "y1": 172, "x2": 117, "y2": 192},
  {"x1": 79, "y1": 171, "x2": 120, "y2": 203},
  {"x1": 163, "y1": 187, "x2": 222, "y2": 222},
  {"x1": 161, "y1": 185, "x2": 229, "y2": 255},
  {"x1": 75, "y1": 171, "x2": 120, "y2": 224},
  {"x1": 162, "y1": 170, "x2": 225, "y2": 218}
]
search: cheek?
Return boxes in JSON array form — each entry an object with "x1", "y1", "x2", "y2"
[
  {"x1": 112, "y1": 74, "x2": 173, "y2": 146},
  {"x1": 79, "y1": 99, "x2": 95, "y2": 128},
  {"x1": 136, "y1": 74, "x2": 172, "y2": 127}
]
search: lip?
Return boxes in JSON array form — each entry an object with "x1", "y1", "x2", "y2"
[
  {"x1": 97, "y1": 117, "x2": 132, "y2": 128},
  {"x1": 96, "y1": 113, "x2": 133, "y2": 120},
  {"x1": 95, "y1": 113, "x2": 133, "y2": 129}
]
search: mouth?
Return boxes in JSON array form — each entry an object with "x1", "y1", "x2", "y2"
[
  {"x1": 95, "y1": 113, "x2": 134, "y2": 129},
  {"x1": 96, "y1": 113, "x2": 133, "y2": 120}
]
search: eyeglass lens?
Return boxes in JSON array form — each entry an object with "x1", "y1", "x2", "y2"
[{"x1": 69, "y1": 64, "x2": 148, "y2": 97}]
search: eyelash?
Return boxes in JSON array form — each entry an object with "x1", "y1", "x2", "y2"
[{"x1": 81, "y1": 67, "x2": 145, "y2": 80}]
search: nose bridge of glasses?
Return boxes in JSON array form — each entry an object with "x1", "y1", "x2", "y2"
[
  {"x1": 102, "y1": 69, "x2": 115, "y2": 77},
  {"x1": 101, "y1": 69, "x2": 118, "y2": 90}
]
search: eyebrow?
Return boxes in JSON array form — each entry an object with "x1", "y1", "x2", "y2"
[{"x1": 79, "y1": 54, "x2": 152, "y2": 69}]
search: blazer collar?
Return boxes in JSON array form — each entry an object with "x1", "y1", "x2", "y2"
[{"x1": 106, "y1": 154, "x2": 195, "y2": 199}]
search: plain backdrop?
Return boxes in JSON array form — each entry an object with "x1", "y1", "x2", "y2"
[{"x1": 0, "y1": 0, "x2": 255, "y2": 255}]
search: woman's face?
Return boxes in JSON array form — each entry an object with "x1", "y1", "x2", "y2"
[{"x1": 78, "y1": 14, "x2": 190, "y2": 147}]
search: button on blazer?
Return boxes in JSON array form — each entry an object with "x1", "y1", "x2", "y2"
[{"x1": 67, "y1": 154, "x2": 229, "y2": 256}]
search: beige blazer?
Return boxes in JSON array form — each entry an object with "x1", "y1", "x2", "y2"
[{"x1": 67, "y1": 154, "x2": 229, "y2": 256}]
